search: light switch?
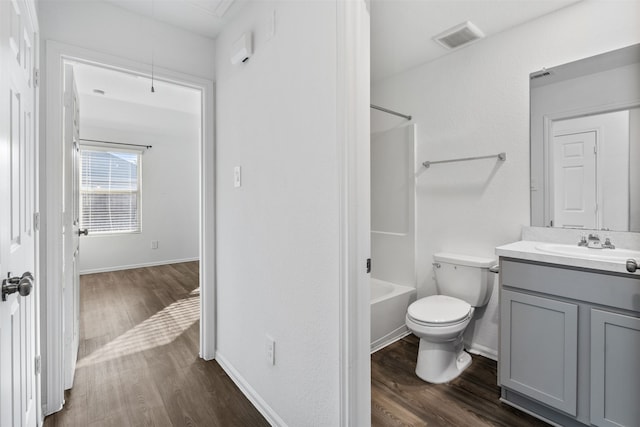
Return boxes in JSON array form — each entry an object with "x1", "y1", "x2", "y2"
[{"x1": 234, "y1": 166, "x2": 242, "y2": 188}]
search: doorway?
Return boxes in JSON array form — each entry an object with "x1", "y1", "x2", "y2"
[
  {"x1": 550, "y1": 110, "x2": 631, "y2": 230},
  {"x1": 42, "y1": 41, "x2": 215, "y2": 415}
]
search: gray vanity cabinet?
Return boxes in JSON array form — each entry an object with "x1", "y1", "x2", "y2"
[
  {"x1": 590, "y1": 309, "x2": 640, "y2": 427},
  {"x1": 499, "y1": 258, "x2": 640, "y2": 427},
  {"x1": 500, "y1": 290, "x2": 578, "y2": 415}
]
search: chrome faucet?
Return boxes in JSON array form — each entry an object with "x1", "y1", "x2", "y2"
[
  {"x1": 587, "y1": 234, "x2": 602, "y2": 249},
  {"x1": 602, "y1": 237, "x2": 615, "y2": 249}
]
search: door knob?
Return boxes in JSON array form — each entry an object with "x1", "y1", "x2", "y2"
[
  {"x1": 2, "y1": 272, "x2": 34, "y2": 301},
  {"x1": 626, "y1": 259, "x2": 638, "y2": 273},
  {"x1": 78, "y1": 228, "x2": 88, "y2": 236}
]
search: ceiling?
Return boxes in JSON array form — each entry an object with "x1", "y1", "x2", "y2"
[
  {"x1": 102, "y1": 0, "x2": 245, "y2": 39},
  {"x1": 370, "y1": 0, "x2": 581, "y2": 82},
  {"x1": 73, "y1": 62, "x2": 202, "y2": 117},
  {"x1": 71, "y1": 0, "x2": 583, "y2": 110},
  {"x1": 100, "y1": 1, "x2": 581, "y2": 82}
]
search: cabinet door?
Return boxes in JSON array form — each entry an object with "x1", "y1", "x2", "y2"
[
  {"x1": 590, "y1": 309, "x2": 640, "y2": 427},
  {"x1": 500, "y1": 290, "x2": 578, "y2": 415}
]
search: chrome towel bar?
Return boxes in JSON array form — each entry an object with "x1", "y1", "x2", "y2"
[{"x1": 423, "y1": 152, "x2": 506, "y2": 169}]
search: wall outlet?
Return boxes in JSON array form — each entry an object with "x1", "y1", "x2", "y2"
[
  {"x1": 266, "y1": 335, "x2": 275, "y2": 365},
  {"x1": 151, "y1": 240, "x2": 159, "y2": 249}
]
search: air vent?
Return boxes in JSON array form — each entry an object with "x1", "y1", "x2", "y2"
[
  {"x1": 530, "y1": 69, "x2": 553, "y2": 80},
  {"x1": 434, "y1": 21, "x2": 485, "y2": 50}
]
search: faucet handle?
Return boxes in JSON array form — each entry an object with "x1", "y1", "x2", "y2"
[{"x1": 603, "y1": 237, "x2": 615, "y2": 249}]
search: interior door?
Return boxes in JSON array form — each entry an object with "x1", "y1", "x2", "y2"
[
  {"x1": 63, "y1": 64, "x2": 82, "y2": 389},
  {"x1": 0, "y1": 0, "x2": 38, "y2": 425},
  {"x1": 552, "y1": 131, "x2": 597, "y2": 229}
]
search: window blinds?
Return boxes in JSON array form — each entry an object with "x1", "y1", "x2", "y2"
[{"x1": 80, "y1": 148, "x2": 141, "y2": 233}]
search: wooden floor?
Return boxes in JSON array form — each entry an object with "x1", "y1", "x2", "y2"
[
  {"x1": 44, "y1": 262, "x2": 269, "y2": 427},
  {"x1": 46, "y1": 262, "x2": 548, "y2": 426},
  {"x1": 371, "y1": 335, "x2": 549, "y2": 426}
]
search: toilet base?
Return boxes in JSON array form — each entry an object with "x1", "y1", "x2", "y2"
[{"x1": 414, "y1": 336, "x2": 472, "y2": 384}]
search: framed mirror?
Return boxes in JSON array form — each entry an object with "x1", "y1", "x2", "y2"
[{"x1": 530, "y1": 44, "x2": 640, "y2": 232}]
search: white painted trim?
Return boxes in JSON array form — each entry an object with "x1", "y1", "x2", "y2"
[
  {"x1": 24, "y1": 0, "x2": 43, "y2": 423},
  {"x1": 467, "y1": 343, "x2": 498, "y2": 361},
  {"x1": 44, "y1": 40, "x2": 66, "y2": 416},
  {"x1": 370, "y1": 330, "x2": 411, "y2": 354},
  {"x1": 215, "y1": 352, "x2": 288, "y2": 427},
  {"x1": 79, "y1": 257, "x2": 200, "y2": 275},
  {"x1": 42, "y1": 40, "x2": 216, "y2": 413},
  {"x1": 336, "y1": 1, "x2": 371, "y2": 425},
  {"x1": 200, "y1": 81, "x2": 216, "y2": 361}
]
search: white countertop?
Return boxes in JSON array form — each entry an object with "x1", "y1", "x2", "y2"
[{"x1": 495, "y1": 240, "x2": 640, "y2": 276}]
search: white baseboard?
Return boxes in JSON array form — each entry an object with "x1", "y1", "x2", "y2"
[
  {"x1": 370, "y1": 329, "x2": 412, "y2": 354},
  {"x1": 79, "y1": 257, "x2": 199, "y2": 275},
  {"x1": 467, "y1": 343, "x2": 498, "y2": 361},
  {"x1": 215, "y1": 351, "x2": 287, "y2": 427}
]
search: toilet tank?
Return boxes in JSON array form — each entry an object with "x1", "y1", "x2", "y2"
[{"x1": 433, "y1": 252, "x2": 495, "y2": 307}]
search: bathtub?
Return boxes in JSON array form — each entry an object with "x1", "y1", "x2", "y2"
[{"x1": 370, "y1": 278, "x2": 417, "y2": 353}]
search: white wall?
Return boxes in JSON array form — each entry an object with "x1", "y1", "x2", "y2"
[
  {"x1": 371, "y1": 0, "x2": 640, "y2": 358},
  {"x1": 78, "y1": 96, "x2": 200, "y2": 273},
  {"x1": 37, "y1": 0, "x2": 215, "y2": 79},
  {"x1": 215, "y1": 1, "x2": 342, "y2": 425}
]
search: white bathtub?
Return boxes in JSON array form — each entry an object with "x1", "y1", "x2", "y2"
[{"x1": 370, "y1": 278, "x2": 417, "y2": 353}]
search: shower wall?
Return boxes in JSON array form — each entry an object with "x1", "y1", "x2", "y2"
[{"x1": 371, "y1": 124, "x2": 416, "y2": 287}]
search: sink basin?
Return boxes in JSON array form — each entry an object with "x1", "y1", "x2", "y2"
[{"x1": 535, "y1": 243, "x2": 640, "y2": 263}]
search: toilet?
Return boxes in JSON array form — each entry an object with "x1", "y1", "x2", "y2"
[{"x1": 405, "y1": 252, "x2": 494, "y2": 384}]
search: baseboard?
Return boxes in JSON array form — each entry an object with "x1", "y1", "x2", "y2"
[
  {"x1": 467, "y1": 343, "x2": 498, "y2": 361},
  {"x1": 215, "y1": 351, "x2": 287, "y2": 427},
  {"x1": 370, "y1": 329, "x2": 412, "y2": 354},
  {"x1": 79, "y1": 257, "x2": 199, "y2": 275}
]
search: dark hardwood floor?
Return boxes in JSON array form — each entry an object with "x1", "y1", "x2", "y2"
[
  {"x1": 46, "y1": 262, "x2": 548, "y2": 426},
  {"x1": 44, "y1": 262, "x2": 269, "y2": 427},
  {"x1": 371, "y1": 335, "x2": 549, "y2": 427}
]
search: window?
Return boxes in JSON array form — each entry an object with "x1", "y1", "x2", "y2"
[{"x1": 80, "y1": 147, "x2": 141, "y2": 234}]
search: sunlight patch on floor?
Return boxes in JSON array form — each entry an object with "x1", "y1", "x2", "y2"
[{"x1": 77, "y1": 288, "x2": 200, "y2": 368}]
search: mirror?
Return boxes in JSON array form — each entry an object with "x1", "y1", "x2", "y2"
[{"x1": 530, "y1": 44, "x2": 640, "y2": 232}]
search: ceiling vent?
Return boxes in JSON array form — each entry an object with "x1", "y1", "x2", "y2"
[
  {"x1": 530, "y1": 69, "x2": 553, "y2": 80},
  {"x1": 433, "y1": 21, "x2": 485, "y2": 50}
]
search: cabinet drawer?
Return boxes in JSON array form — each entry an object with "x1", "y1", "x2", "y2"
[{"x1": 501, "y1": 259, "x2": 640, "y2": 312}]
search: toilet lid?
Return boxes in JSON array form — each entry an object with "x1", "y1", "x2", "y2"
[{"x1": 407, "y1": 295, "x2": 471, "y2": 324}]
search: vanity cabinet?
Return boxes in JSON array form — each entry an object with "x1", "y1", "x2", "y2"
[
  {"x1": 590, "y1": 309, "x2": 640, "y2": 427},
  {"x1": 499, "y1": 258, "x2": 640, "y2": 427},
  {"x1": 500, "y1": 290, "x2": 578, "y2": 415}
]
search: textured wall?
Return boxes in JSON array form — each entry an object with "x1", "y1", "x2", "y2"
[{"x1": 215, "y1": 1, "x2": 341, "y2": 425}]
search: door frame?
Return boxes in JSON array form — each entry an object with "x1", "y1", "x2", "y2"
[
  {"x1": 42, "y1": 40, "x2": 216, "y2": 415},
  {"x1": 541, "y1": 98, "x2": 640, "y2": 227},
  {"x1": 336, "y1": 1, "x2": 371, "y2": 425}
]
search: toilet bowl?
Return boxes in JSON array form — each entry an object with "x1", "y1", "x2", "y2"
[{"x1": 405, "y1": 253, "x2": 494, "y2": 383}]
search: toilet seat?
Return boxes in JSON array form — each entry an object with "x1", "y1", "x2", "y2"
[{"x1": 407, "y1": 295, "x2": 471, "y2": 326}]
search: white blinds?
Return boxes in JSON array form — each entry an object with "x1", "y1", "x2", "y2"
[{"x1": 80, "y1": 148, "x2": 141, "y2": 233}]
